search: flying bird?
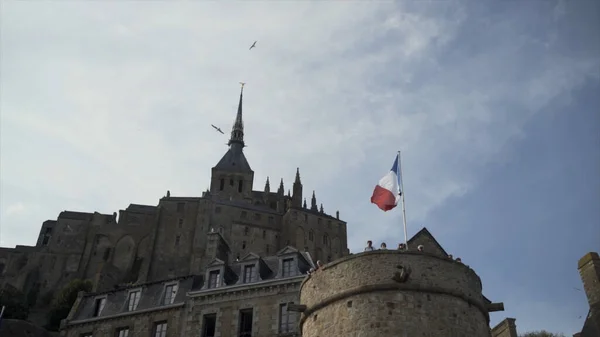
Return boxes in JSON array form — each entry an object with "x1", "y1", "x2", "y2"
[
  {"x1": 211, "y1": 124, "x2": 224, "y2": 134},
  {"x1": 249, "y1": 41, "x2": 257, "y2": 50}
]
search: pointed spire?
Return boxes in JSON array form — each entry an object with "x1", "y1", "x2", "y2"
[
  {"x1": 278, "y1": 178, "x2": 284, "y2": 195},
  {"x1": 336, "y1": 210, "x2": 339, "y2": 219},
  {"x1": 303, "y1": 198, "x2": 307, "y2": 208},
  {"x1": 287, "y1": 189, "x2": 291, "y2": 197},
  {"x1": 294, "y1": 167, "x2": 301, "y2": 184},
  {"x1": 228, "y1": 83, "x2": 245, "y2": 148},
  {"x1": 264, "y1": 176, "x2": 270, "y2": 193},
  {"x1": 311, "y1": 191, "x2": 318, "y2": 211},
  {"x1": 320, "y1": 203, "x2": 324, "y2": 213}
]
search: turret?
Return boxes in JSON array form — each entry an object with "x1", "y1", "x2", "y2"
[{"x1": 292, "y1": 167, "x2": 303, "y2": 207}]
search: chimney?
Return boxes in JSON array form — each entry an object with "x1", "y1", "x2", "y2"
[{"x1": 578, "y1": 252, "x2": 600, "y2": 308}]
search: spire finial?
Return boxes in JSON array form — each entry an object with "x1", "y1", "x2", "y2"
[
  {"x1": 264, "y1": 176, "x2": 270, "y2": 193},
  {"x1": 303, "y1": 198, "x2": 307, "y2": 208},
  {"x1": 228, "y1": 83, "x2": 246, "y2": 148},
  {"x1": 294, "y1": 167, "x2": 301, "y2": 184},
  {"x1": 320, "y1": 203, "x2": 324, "y2": 213},
  {"x1": 311, "y1": 191, "x2": 318, "y2": 211},
  {"x1": 278, "y1": 178, "x2": 284, "y2": 195}
]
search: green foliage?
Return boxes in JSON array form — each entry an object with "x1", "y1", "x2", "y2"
[
  {"x1": 519, "y1": 331, "x2": 566, "y2": 337},
  {"x1": 0, "y1": 285, "x2": 30, "y2": 320},
  {"x1": 45, "y1": 279, "x2": 92, "y2": 331}
]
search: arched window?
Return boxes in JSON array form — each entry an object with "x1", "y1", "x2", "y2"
[
  {"x1": 219, "y1": 179, "x2": 225, "y2": 191},
  {"x1": 323, "y1": 234, "x2": 329, "y2": 246},
  {"x1": 238, "y1": 180, "x2": 243, "y2": 192},
  {"x1": 309, "y1": 230, "x2": 314, "y2": 241}
]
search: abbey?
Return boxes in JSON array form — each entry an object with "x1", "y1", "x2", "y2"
[{"x1": 0, "y1": 85, "x2": 348, "y2": 336}]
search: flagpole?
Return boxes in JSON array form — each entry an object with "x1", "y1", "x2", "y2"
[{"x1": 398, "y1": 151, "x2": 408, "y2": 249}]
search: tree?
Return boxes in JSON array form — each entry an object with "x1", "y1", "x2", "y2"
[
  {"x1": 0, "y1": 285, "x2": 30, "y2": 320},
  {"x1": 520, "y1": 331, "x2": 566, "y2": 337},
  {"x1": 45, "y1": 279, "x2": 92, "y2": 331}
]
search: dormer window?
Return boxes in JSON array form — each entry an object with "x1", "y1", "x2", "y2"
[
  {"x1": 282, "y1": 258, "x2": 295, "y2": 277},
  {"x1": 93, "y1": 297, "x2": 106, "y2": 317},
  {"x1": 127, "y1": 290, "x2": 141, "y2": 311},
  {"x1": 208, "y1": 270, "x2": 220, "y2": 289},
  {"x1": 243, "y1": 265, "x2": 256, "y2": 283},
  {"x1": 163, "y1": 283, "x2": 178, "y2": 305}
]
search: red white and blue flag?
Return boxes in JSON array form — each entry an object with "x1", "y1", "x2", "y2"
[{"x1": 370, "y1": 154, "x2": 402, "y2": 212}]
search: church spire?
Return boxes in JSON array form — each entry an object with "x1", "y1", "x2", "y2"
[
  {"x1": 311, "y1": 191, "x2": 318, "y2": 211},
  {"x1": 264, "y1": 177, "x2": 270, "y2": 193},
  {"x1": 228, "y1": 82, "x2": 245, "y2": 148}
]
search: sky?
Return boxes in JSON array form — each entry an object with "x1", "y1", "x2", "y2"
[{"x1": 1, "y1": 0, "x2": 599, "y2": 334}]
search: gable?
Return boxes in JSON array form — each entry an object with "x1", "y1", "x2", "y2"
[
  {"x1": 240, "y1": 252, "x2": 260, "y2": 262},
  {"x1": 276, "y1": 246, "x2": 299, "y2": 256},
  {"x1": 407, "y1": 227, "x2": 448, "y2": 257},
  {"x1": 207, "y1": 258, "x2": 225, "y2": 267}
]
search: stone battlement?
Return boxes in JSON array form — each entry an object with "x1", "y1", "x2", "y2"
[{"x1": 299, "y1": 250, "x2": 492, "y2": 337}]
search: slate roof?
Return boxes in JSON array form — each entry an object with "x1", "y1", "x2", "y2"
[{"x1": 214, "y1": 146, "x2": 253, "y2": 172}]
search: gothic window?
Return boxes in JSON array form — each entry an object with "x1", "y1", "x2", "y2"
[
  {"x1": 208, "y1": 270, "x2": 220, "y2": 288},
  {"x1": 93, "y1": 297, "x2": 106, "y2": 317},
  {"x1": 238, "y1": 180, "x2": 243, "y2": 192},
  {"x1": 154, "y1": 321, "x2": 168, "y2": 337},
  {"x1": 243, "y1": 265, "x2": 256, "y2": 283},
  {"x1": 219, "y1": 179, "x2": 224, "y2": 191},
  {"x1": 282, "y1": 258, "x2": 295, "y2": 277},
  {"x1": 163, "y1": 283, "x2": 178, "y2": 305},
  {"x1": 323, "y1": 234, "x2": 329, "y2": 246},
  {"x1": 116, "y1": 327, "x2": 130, "y2": 337},
  {"x1": 202, "y1": 314, "x2": 216, "y2": 337},
  {"x1": 127, "y1": 290, "x2": 141, "y2": 311},
  {"x1": 309, "y1": 231, "x2": 314, "y2": 241},
  {"x1": 238, "y1": 309, "x2": 253, "y2": 337},
  {"x1": 279, "y1": 303, "x2": 297, "y2": 333}
]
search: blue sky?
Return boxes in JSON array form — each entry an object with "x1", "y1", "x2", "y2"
[{"x1": 1, "y1": 0, "x2": 598, "y2": 334}]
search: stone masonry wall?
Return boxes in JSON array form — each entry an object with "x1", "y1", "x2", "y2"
[{"x1": 299, "y1": 250, "x2": 491, "y2": 337}]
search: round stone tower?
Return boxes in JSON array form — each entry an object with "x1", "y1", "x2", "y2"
[{"x1": 299, "y1": 250, "x2": 492, "y2": 337}]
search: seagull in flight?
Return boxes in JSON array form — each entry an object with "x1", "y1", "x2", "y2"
[
  {"x1": 211, "y1": 124, "x2": 224, "y2": 134},
  {"x1": 249, "y1": 41, "x2": 257, "y2": 50}
]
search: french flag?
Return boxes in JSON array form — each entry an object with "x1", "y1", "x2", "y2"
[{"x1": 370, "y1": 154, "x2": 402, "y2": 212}]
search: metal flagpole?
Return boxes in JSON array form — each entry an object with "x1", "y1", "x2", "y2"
[{"x1": 398, "y1": 151, "x2": 408, "y2": 249}]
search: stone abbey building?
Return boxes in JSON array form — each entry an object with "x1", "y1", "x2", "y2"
[{"x1": 0, "y1": 85, "x2": 349, "y2": 336}]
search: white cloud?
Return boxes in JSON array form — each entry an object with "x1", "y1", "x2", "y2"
[
  {"x1": 4, "y1": 202, "x2": 26, "y2": 217},
  {"x1": 1, "y1": 1, "x2": 597, "y2": 248}
]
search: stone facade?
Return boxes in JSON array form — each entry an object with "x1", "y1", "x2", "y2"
[
  {"x1": 573, "y1": 252, "x2": 600, "y2": 337},
  {"x1": 298, "y1": 228, "x2": 516, "y2": 337},
  {"x1": 0, "y1": 85, "x2": 348, "y2": 332}
]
